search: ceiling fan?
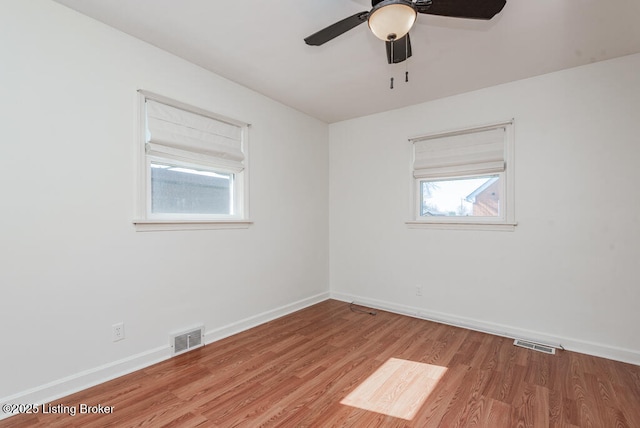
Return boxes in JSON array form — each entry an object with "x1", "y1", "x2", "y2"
[{"x1": 304, "y1": 0, "x2": 507, "y2": 64}]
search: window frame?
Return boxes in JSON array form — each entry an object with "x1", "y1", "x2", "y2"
[
  {"x1": 134, "y1": 90, "x2": 252, "y2": 231},
  {"x1": 406, "y1": 120, "x2": 516, "y2": 231}
]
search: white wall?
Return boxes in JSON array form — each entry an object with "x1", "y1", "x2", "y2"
[
  {"x1": 0, "y1": 0, "x2": 328, "y2": 403},
  {"x1": 329, "y1": 53, "x2": 640, "y2": 364}
]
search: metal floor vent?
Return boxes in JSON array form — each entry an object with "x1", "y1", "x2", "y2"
[
  {"x1": 514, "y1": 339, "x2": 556, "y2": 355},
  {"x1": 170, "y1": 325, "x2": 204, "y2": 356}
]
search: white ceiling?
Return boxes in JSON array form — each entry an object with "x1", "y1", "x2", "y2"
[{"x1": 52, "y1": 0, "x2": 640, "y2": 123}]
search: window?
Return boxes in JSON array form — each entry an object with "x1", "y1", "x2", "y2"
[
  {"x1": 134, "y1": 91, "x2": 251, "y2": 231},
  {"x1": 407, "y1": 121, "x2": 515, "y2": 230}
]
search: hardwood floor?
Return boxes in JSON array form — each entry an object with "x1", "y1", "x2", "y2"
[{"x1": 4, "y1": 300, "x2": 640, "y2": 427}]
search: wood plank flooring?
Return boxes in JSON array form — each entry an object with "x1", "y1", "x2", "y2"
[{"x1": 3, "y1": 300, "x2": 640, "y2": 427}]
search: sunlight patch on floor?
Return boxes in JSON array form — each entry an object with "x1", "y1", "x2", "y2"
[{"x1": 340, "y1": 358, "x2": 447, "y2": 420}]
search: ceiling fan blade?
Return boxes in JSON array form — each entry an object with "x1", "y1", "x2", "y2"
[
  {"x1": 385, "y1": 33, "x2": 412, "y2": 64},
  {"x1": 304, "y1": 11, "x2": 370, "y2": 46},
  {"x1": 415, "y1": 0, "x2": 506, "y2": 20}
]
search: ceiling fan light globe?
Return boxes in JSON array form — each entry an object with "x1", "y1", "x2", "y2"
[{"x1": 368, "y1": 1, "x2": 417, "y2": 42}]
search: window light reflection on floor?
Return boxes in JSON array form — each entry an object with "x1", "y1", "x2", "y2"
[{"x1": 340, "y1": 358, "x2": 448, "y2": 420}]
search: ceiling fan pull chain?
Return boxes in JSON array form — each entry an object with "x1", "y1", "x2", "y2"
[
  {"x1": 405, "y1": 71, "x2": 409, "y2": 83},
  {"x1": 390, "y1": 77, "x2": 394, "y2": 89}
]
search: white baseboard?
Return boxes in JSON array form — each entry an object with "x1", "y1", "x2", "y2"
[
  {"x1": 204, "y1": 292, "x2": 330, "y2": 344},
  {"x1": 0, "y1": 292, "x2": 330, "y2": 421},
  {"x1": 0, "y1": 345, "x2": 171, "y2": 421},
  {"x1": 331, "y1": 292, "x2": 640, "y2": 366}
]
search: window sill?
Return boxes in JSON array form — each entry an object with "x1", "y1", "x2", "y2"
[
  {"x1": 405, "y1": 221, "x2": 516, "y2": 231},
  {"x1": 133, "y1": 219, "x2": 253, "y2": 232}
]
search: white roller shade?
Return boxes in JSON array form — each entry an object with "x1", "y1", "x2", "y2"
[
  {"x1": 413, "y1": 127, "x2": 506, "y2": 179},
  {"x1": 145, "y1": 99, "x2": 244, "y2": 171}
]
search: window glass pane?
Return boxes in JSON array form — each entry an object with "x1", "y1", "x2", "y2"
[
  {"x1": 420, "y1": 175, "x2": 500, "y2": 217},
  {"x1": 150, "y1": 162, "x2": 233, "y2": 215}
]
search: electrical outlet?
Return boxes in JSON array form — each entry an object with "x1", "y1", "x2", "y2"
[
  {"x1": 415, "y1": 285, "x2": 423, "y2": 296},
  {"x1": 112, "y1": 322, "x2": 125, "y2": 342}
]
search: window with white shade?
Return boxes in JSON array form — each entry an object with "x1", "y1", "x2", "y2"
[
  {"x1": 407, "y1": 121, "x2": 515, "y2": 230},
  {"x1": 134, "y1": 91, "x2": 250, "y2": 231}
]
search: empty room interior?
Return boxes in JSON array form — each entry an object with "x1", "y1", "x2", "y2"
[{"x1": 2, "y1": 0, "x2": 639, "y2": 426}]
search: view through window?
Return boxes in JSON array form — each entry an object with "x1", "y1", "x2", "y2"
[
  {"x1": 150, "y1": 162, "x2": 234, "y2": 215},
  {"x1": 420, "y1": 175, "x2": 500, "y2": 217}
]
